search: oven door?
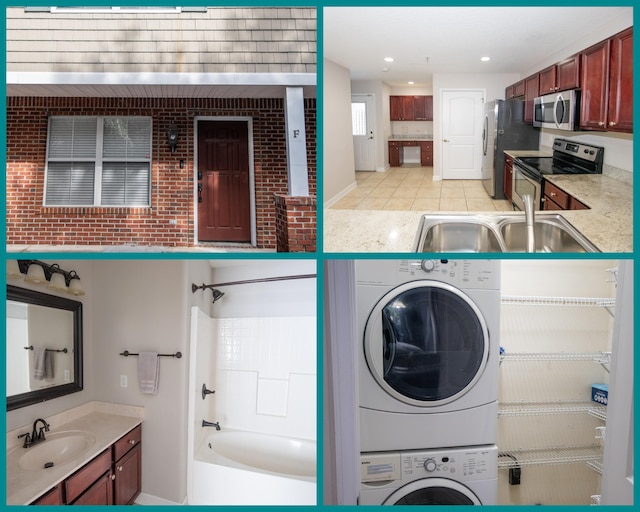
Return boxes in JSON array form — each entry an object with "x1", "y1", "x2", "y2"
[{"x1": 512, "y1": 162, "x2": 542, "y2": 211}]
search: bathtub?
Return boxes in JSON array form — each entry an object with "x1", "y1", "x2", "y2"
[{"x1": 189, "y1": 430, "x2": 316, "y2": 505}]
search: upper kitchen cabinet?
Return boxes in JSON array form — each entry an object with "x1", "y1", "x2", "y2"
[
  {"x1": 580, "y1": 27, "x2": 633, "y2": 133},
  {"x1": 524, "y1": 74, "x2": 539, "y2": 123},
  {"x1": 390, "y1": 95, "x2": 433, "y2": 121},
  {"x1": 505, "y1": 80, "x2": 525, "y2": 99},
  {"x1": 538, "y1": 55, "x2": 580, "y2": 94}
]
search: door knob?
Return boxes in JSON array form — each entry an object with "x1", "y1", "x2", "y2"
[{"x1": 443, "y1": 139, "x2": 450, "y2": 142}]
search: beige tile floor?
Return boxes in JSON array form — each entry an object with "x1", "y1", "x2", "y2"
[{"x1": 330, "y1": 165, "x2": 513, "y2": 212}]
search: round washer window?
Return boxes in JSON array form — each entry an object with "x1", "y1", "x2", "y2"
[{"x1": 365, "y1": 281, "x2": 489, "y2": 405}]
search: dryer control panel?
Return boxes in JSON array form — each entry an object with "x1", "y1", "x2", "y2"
[{"x1": 400, "y1": 446, "x2": 498, "y2": 482}]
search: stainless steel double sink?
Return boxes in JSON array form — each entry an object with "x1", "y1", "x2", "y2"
[{"x1": 413, "y1": 213, "x2": 599, "y2": 253}]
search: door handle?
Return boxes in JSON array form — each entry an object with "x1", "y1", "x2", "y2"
[
  {"x1": 443, "y1": 139, "x2": 450, "y2": 142},
  {"x1": 198, "y1": 183, "x2": 203, "y2": 203}
]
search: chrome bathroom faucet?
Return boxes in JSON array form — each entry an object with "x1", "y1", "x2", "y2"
[{"x1": 202, "y1": 420, "x2": 221, "y2": 431}]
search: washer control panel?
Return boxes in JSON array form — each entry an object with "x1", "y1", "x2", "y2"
[
  {"x1": 398, "y1": 260, "x2": 500, "y2": 289},
  {"x1": 400, "y1": 446, "x2": 498, "y2": 482}
]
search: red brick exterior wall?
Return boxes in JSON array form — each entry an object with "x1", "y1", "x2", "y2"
[
  {"x1": 6, "y1": 96, "x2": 317, "y2": 250},
  {"x1": 274, "y1": 194, "x2": 317, "y2": 253}
]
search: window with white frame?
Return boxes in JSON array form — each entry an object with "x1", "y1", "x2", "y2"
[{"x1": 45, "y1": 116, "x2": 152, "y2": 207}]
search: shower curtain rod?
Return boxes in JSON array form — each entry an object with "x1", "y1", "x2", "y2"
[{"x1": 191, "y1": 273, "x2": 316, "y2": 293}]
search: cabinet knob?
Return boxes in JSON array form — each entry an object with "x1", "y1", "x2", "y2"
[
  {"x1": 550, "y1": 192, "x2": 557, "y2": 197},
  {"x1": 118, "y1": 466, "x2": 123, "y2": 472},
  {"x1": 609, "y1": 121, "x2": 616, "y2": 127},
  {"x1": 129, "y1": 439, "x2": 136, "y2": 445},
  {"x1": 598, "y1": 121, "x2": 605, "y2": 126},
  {"x1": 111, "y1": 474, "x2": 116, "y2": 481}
]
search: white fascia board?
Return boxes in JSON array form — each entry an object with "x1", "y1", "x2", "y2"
[{"x1": 6, "y1": 71, "x2": 316, "y2": 87}]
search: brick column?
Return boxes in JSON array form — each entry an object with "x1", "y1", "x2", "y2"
[{"x1": 274, "y1": 194, "x2": 316, "y2": 252}]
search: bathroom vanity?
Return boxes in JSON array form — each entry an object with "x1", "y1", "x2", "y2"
[{"x1": 6, "y1": 402, "x2": 144, "y2": 505}]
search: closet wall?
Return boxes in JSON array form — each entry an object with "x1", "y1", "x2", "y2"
[{"x1": 498, "y1": 260, "x2": 618, "y2": 505}]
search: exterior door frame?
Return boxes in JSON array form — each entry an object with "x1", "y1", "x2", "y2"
[
  {"x1": 193, "y1": 116, "x2": 256, "y2": 246},
  {"x1": 351, "y1": 93, "x2": 376, "y2": 171}
]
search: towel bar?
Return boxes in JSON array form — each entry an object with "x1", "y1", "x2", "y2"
[
  {"x1": 119, "y1": 350, "x2": 182, "y2": 359},
  {"x1": 24, "y1": 346, "x2": 68, "y2": 353}
]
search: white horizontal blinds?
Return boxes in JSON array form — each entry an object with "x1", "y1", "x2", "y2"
[
  {"x1": 46, "y1": 118, "x2": 98, "y2": 205},
  {"x1": 45, "y1": 116, "x2": 151, "y2": 206},
  {"x1": 101, "y1": 117, "x2": 151, "y2": 206}
]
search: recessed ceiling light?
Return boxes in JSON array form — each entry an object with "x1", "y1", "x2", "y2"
[
  {"x1": 384, "y1": 57, "x2": 394, "y2": 63},
  {"x1": 408, "y1": 81, "x2": 415, "y2": 85},
  {"x1": 481, "y1": 56, "x2": 491, "y2": 62}
]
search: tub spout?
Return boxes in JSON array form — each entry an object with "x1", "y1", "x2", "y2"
[{"x1": 202, "y1": 420, "x2": 221, "y2": 431}]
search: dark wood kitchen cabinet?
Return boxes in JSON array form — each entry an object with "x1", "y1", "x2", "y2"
[
  {"x1": 420, "y1": 141, "x2": 433, "y2": 166},
  {"x1": 389, "y1": 141, "x2": 401, "y2": 166},
  {"x1": 503, "y1": 154, "x2": 514, "y2": 201},
  {"x1": 31, "y1": 424, "x2": 142, "y2": 506},
  {"x1": 581, "y1": 27, "x2": 632, "y2": 133},
  {"x1": 506, "y1": 80, "x2": 525, "y2": 99},
  {"x1": 524, "y1": 73, "x2": 539, "y2": 123},
  {"x1": 542, "y1": 181, "x2": 589, "y2": 211},
  {"x1": 390, "y1": 95, "x2": 433, "y2": 121},
  {"x1": 538, "y1": 55, "x2": 580, "y2": 95}
]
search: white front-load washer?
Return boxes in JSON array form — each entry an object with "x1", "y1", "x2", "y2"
[
  {"x1": 356, "y1": 259, "x2": 500, "y2": 452},
  {"x1": 359, "y1": 445, "x2": 498, "y2": 505}
]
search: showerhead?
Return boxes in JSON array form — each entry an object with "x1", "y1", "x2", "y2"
[{"x1": 211, "y1": 289, "x2": 225, "y2": 303}]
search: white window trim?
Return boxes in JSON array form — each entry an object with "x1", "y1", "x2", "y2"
[
  {"x1": 44, "y1": 115, "x2": 153, "y2": 208},
  {"x1": 48, "y1": 7, "x2": 187, "y2": 14}
]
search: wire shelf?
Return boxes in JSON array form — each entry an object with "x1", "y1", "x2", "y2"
[
  {"x1": 500, "y1": 352, "x2": 611, "y2": 364},
  {"x1": 587, "y1": 461, "x2": 604, "y2": 476},
  {"x1": 499, "y1": 401, "x2": 608, "y2": 417},
  {"x1": 501, "y1": 295, "x2": 616, "y2": 307},
  {"x1": 497, "y1": 445, "x2": 602, "y2": 468}
]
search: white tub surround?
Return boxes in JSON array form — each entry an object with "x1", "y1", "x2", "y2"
[{"x1": 6, "y1": 401, "x2": 143, "y2": 505}]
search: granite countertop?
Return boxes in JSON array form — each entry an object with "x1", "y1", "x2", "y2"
[
  {"x1": 389, "y1": 135, "x2": 433, "y2": 141},
  {"x1": 7, "y1": 402, "x2": 143, "y2": 505},
  {"x1": 324, "y1": 173, "x2": 632, "y2": 253}
]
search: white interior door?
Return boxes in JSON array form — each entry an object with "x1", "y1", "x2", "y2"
[
  {"x1": 351, "y1": 94, "x2": 375, "y2": 171},
  {"x1": 441, "y1": 90, "x2": 484, "y2": 180}
]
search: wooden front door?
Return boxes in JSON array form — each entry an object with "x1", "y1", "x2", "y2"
[{"x1": 197, "y1": 121, "x2": 251, "y2": 242}]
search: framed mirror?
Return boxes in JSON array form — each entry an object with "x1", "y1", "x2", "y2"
[{"x1": 6, "y1": 285, "x2": 83, "y2": 411}]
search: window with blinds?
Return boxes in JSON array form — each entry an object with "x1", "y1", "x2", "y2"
[{"x1": 45, "y1": 117, "x2": 152, "y2": 207}]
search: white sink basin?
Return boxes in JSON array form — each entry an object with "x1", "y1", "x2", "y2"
[{"x1": 17, "y1": 431, "x2": 96, "y2": 471}]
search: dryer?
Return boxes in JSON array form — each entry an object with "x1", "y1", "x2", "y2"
[
  {"x1": 356, "y1": 259, "x2": 500, "y2": 452},
  {"x1": 359, "y1": 445, "x2": 498, "y2": 505}
]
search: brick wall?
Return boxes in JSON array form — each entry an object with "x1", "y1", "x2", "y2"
[
  {"x1": 274, "y1": 195, "x2": 317, "y2": 252},
  {"x1": 6, "y1": 96, "x2": 317, "y2": 249}
]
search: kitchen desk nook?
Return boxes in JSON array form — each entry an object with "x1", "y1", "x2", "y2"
[{"x1": 6, "y1": 402, "x2": 144, "y2": 505}]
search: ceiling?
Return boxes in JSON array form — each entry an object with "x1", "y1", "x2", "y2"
[{"x1": 324, "y1": 7, "x2": 632, "y2": 87}]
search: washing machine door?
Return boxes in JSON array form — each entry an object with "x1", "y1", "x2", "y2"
[
  {"x1": 364, "y1": 280, "x2": 489, "y2": 406},
  {"x1": 383, "y1": 478, "x2": 482, "y2": 505}
]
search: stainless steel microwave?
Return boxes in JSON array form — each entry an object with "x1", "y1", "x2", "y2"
[{"x1": 533, "y1": 90, "x2": 580, "y2": 131}]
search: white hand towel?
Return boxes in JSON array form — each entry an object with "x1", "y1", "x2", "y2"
[
  {"x1": 33, "y1": 347, "x2": 46, "y2": 380},
  {"x1": 137, "y1": 352, "x2": 160, "y2": 395}
]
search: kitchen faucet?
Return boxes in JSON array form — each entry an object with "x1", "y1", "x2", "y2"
[
  {"x1": 522, "y1": 194, "x2": 536, "y2": 253},
  {"x1": 202, "y1": 419, "x2": 221, "y2": 431}
]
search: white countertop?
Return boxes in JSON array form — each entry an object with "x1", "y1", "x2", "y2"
[
  {"x1": 6, "y1": 401, "x2": 143, "y2": 505},
  {"x1": 324, "y1": 174, "x2": 632, "y2": 253}
]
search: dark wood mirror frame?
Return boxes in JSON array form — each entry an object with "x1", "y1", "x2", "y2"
[{"x1": 7, "y1": 285, "x2": 83, "y2": 411}]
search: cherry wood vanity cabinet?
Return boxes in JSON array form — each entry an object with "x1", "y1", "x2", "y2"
[
  {"x1": 503, "y1": 154, "x2": 514, "y2": 201},
  {"x1": 542, "y1": 181, "x2": 588, "y2": 211},
  {"x1": 31, "y1": 424, "x2": 142, "y2": 506},
  {"x1": 580, "y1": 27, "x2": 633, "y2": 133}
]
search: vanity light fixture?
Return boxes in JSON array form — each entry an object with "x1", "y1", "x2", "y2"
[{"x1": 9, "y1": 260, "x2": 85, "y2": 296}]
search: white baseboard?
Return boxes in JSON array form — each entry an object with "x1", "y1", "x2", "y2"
[
  {"x1": 135, "y1": 492, "x2": 183, "y2": 506},
  {"x1": 324, "y1": 181, "x2": 357, "y2": 208}
]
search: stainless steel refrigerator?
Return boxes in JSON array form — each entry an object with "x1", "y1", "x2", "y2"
[{"x1": 481, "y1": 99, "x2": 540, "y2": 199}]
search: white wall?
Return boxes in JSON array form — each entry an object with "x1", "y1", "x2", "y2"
[
  {"x1": 324, "y1": 58, "x2": 357, "y2": 206},
  {"x1": 92, "y1": 260, "x2": 190, "y2": 504}
]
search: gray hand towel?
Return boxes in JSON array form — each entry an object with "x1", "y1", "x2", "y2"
[
  {"x1": 33, "y1": 347, "x2": 54, "y2": 380},
  {"x1": 138, "y1": 352, "x2": 160, "y2": 395}
]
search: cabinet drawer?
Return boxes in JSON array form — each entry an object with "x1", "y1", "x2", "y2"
[
  {"x1": 65, "y1": 449, "x2": 111, "y2": 503},
  {"x1": 543, "y1": 181, "x2": 570, "y2": 209},
  {"x1": 114, "y1": 424, "x2": 142, "y2": 462},
  {"x1": 32, "y1": 484, "x2": 64, "y2": 505}
]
